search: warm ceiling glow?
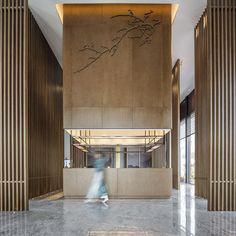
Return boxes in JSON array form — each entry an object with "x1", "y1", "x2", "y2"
[
  {"x1": 66, "y1": 129, "x2": 169, "y2": 146},
  {"x1": 171, "y1": 4, "x2": 179, "y2": 23},
  {"x1": 56, "y1": 3, "x2": 179, "y2": 25},
  {"x1": 56, "y1": 4, "x2": 63, "y2": 23}
]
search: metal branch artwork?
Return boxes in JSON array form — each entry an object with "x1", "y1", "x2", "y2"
[{"x1": 74, "y1": 10, "x2": 161, "y2": 74}]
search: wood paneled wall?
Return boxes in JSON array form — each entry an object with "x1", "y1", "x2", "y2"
[
  {"x1": 0, "y1": 1, "x2": 63, "y2": 210},
  {"x1": 28, "y1": 11, "x2": 63, "y2": 199},
  {"x1": 63, "y1": 4, "x2": 172, "y2": 129},
  {"x1": 0, "y1": 0, "x2": 28, "y2": 211},
  {"x1": 195, "y1": 0, "x2": 236, "y2": 211},
  {"x1": 152, "y1": 144, "x2": 166, "y2": 168},
  {"x1": 171, "y1": 60, "x2": 180, "y2": 189}
]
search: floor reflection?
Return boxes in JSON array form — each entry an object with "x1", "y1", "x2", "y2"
[
  {"x1": 0, "y1": 184, "x2": 236, "y2": 236},
  {"x1": 178, "y1": 184, "x2": 196, "y2": 235}
]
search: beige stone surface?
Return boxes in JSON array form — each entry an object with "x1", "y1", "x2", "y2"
[
  {"x1": 102, "y1": 107, "x2": 133, "y2": 128},
  {"x1": 63, "y1": 168, "x2": 172, "y2": 198},
  {"x1": 71, "y1": 107, "x2": 103, "y2": 128}
]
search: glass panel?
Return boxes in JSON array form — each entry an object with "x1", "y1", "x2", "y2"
[
  {"x1": 87, "y1": 148, "x2": 115, "y2": 168},
  {"x1": 127, "y1": 147, "x2": 139, "y2": 168},
  {"x1": 120, "y1": 146, "x2": 126, "y2": 168},
  {"x1": 190, "y1": 113, "x2": 195, "y2": 134},
  {"x1": 64, "y1": 131, "x2": 71, "y2": 168},
  {"x1": 180, "y1": 138, "x2": 186, "y2": 182},
  {"x1": 87, "y1": 153, "x2": 95, "y2": 168},
  {"x1": 180, "y1": 119, "x2": 186, "y2": 139},
  {"x1": 140, "y1": 147, "x2": 152, "y2": 168},
  {"x1": 187, "y1": 113, "x2": 195, "y2": 136},
  {"x1": 188, "y1": 134, "x2": 195, "y2": 184}
]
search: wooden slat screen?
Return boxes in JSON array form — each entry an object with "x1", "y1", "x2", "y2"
[
  {"x1": 0, "y1": 0, "x2": 28, "y2": 211},
  {"x1": 195, "y1": 0, "x2": 236, "y2": 211},
  {"x1": 72, "y1": 146, "x2": 85, "y2": 168},
  {"x1": 171, "y1": 59, "x2": 180, "y2": 189},
  {"x1": 195, "y1": 10, "x2": 209, "y2": 199},
  {"x1": 28, "y1": 11, "x2": 63, "y2": 199}
]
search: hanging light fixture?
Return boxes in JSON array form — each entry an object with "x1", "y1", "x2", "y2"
[
  {"x1": 73, "y1": 144, "x2": 89, "y2": 153},
  {"x1": 146, "y1": 144, "x2": 161, "y2": 153}
]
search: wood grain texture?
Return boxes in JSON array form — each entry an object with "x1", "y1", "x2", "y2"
[
  {"x1": 0, "y1": 1, "x2": 63, "y2": 210},
  {"x1": 195, "y1": 10, "x2": 209, "y2": 199},
  {"x1": 71, "y1": 139, "x2": 85, "y2": 168},
  {"x1": 195, "y1": 0, "x2": 236, "y2": 211},
  {"x1": 0, "y1": 0, "x2": 28, "y2": 211},
  {"x1": 28, "y1": 11, "x2": 63, "y2": 199},
  {"x1": 63, "y1": 168, "x2": 172, "y2": 198},
  {"x1": 63, "y1": 4, "x2": 172, "y2": 129},
  {"x1": 152, "y1": 143, "x2": 166, "y2": 168},
  {"x1": 171, "y1": 60, "x2": 180, "y2": 189}
]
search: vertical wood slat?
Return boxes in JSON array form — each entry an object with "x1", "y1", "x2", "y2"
[
  {"x1": 0, "y1": 0, "x2": 28, "y2": 211},
  {"x1": 208, "y1": 0, "x2": 213, "y2": 210},
  {"x1": 24, "y1": 0, "x2": 29, "y2": 210},
  {"x1": 232, "y1": 0, "x2": 236, "y2": 209},
  {"x1": 15, "y1": 0, "x2": 19, "y2": 211},
  {"x1": 0, "y1": 0, "x2": 2, "y2": 212},
  {"x1": 224, "y1": 0, "x2": 228, "y2": 211},
  {"x1": 19, "y1": 0, "x2": 23, "y2": 211},
  {"x1": 171, "y1": 59, "x2": 180, "y2": 190},
  {"x1": 3, "y1": 0, "x2": 7, "y2": 211},
  {"x1": 228, "y1": 0, "x2": 232, "y2": 212},
  {"x1": 71, "y1": 139, "x2": 85, "y2": 168},
  {"x1": 217, "y1": 0, "x2": 221, "y2": 211},
  {"x1": 28, "y1": 11, "x2": 63, "y2": 199},
  {"x1": 195, "y1": 0, "x2": 236, "y2": 211},
  {"x1": 195, "y1": 10, "x2": 209, "y2": 199},
  {"x1": 11, "y1": 0, "x2": 15, "y2": 211},
  {"x1": 7, "y1": 0, "x2": 11, "y2": 212}
]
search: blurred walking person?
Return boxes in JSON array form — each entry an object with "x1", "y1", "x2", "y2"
[{"x1": 85, "y1": 151, "x2": 109, "y2": 204}]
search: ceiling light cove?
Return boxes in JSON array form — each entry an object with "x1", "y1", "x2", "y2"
[{"x1": 55, "y1": 3, "x2": 179, "y2": 24}]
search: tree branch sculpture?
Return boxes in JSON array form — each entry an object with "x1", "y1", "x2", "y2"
[{"x1": 74, "y1": 10, "x2": 161, "y2": 74}]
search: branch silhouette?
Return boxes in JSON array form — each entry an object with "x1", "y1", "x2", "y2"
[{"x1": 74, "y1": 10, "x2": 161, "y2": 74}]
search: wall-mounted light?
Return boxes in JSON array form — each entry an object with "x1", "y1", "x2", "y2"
[
  {"x1": 195, "y1": 27, "x2": 199, "y2": 38},
  {"x1": 56, "y1": 4, "x2": 63, "y2": 23},
  {"x1": 203, "y1": 15, "x2": 207, "y2": 29}
]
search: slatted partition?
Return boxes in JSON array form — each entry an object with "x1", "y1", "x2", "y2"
[
  {"x1": 171, "y1": 60, "x2": 180, "y2": 189},
  {"x1": 195, "y1": 0, "x2": 236, "y2": 211},
  {"x1": 195, "y1": 10, "x2": 209, "y2": 199},
  {"x1": 72, "y1": 145, "x2": 85, "y2": 168},
  {"x1": 28, "y1": 11, "x2": 63, "y2": 199},
  {"x1": 0, "y1": 0, "x2": 28, "y2": 211}
]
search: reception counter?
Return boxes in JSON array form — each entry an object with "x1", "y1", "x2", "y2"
[{"x1": 63, "y1": 168, "x2": 172, "y2": 198}]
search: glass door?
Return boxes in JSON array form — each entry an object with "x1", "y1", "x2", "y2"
[
  {"x1": 180, "y1": 113, "x2": 195, "y2": 184},
  {"x1": 180, "y1": 119, "x2": 186, "y2": 183},
  {"x1": 187, "y1": 113, "x2": 195, "y2": 184}
]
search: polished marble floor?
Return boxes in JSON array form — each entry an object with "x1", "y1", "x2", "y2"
[{"x1": 0, "y1": 184, "x2": 236, "y2": 236}]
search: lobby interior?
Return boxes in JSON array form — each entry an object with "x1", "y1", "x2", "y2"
[{"x1": 0, "y1": 0, "x2": 236, "y2": 235}]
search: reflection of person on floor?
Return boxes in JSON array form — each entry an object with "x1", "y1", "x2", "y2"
[{"x1": 85, "y1": 152, "x2": 109, "y2": 204}]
